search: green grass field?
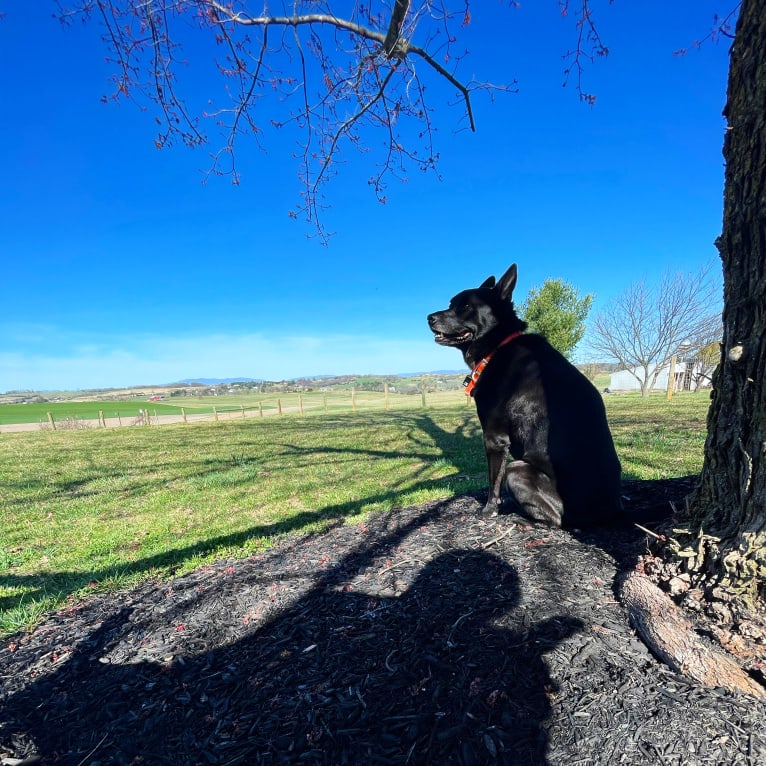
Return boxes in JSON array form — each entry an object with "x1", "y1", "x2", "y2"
[
  {"x1": 0, "y1": 390, "x2": 439, "y2": 426},
  {"x1": 0, "y1": 390, "x2": 711, "y2": 636},
  {"x1": 0, "y1": 400, "x2": 185, "y2": 425}
]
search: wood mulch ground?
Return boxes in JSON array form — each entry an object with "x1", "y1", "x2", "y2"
[{"x1": 1, "y1": 477, "x2": 765, "y2": 766}]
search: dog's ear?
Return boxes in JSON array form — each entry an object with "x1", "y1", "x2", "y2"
[
  {"x1": 480, "y1": 276, "x2": 496, "y2": 289},
  {"x1": 496, "y1": 264, "x2": 518, "y2": 301}
]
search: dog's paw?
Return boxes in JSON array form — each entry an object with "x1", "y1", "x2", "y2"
[{"x1": 481, "y1": 499, "x2": 502, "y2": 517}]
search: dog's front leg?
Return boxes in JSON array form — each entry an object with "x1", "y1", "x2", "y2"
[{"x1": 483, "y1": 435, "x2": 509, "y2": 516}]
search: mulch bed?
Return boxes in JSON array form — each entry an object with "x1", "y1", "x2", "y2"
[{"x1": 1, "y1": 477, "x2": 765, "y2": 766}]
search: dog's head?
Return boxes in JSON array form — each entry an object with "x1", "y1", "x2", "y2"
[{"x1": 427, "y1": 264, "x2": 524, "y2": 352}]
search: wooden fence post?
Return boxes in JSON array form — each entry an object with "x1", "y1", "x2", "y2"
[
  {"x1": 278, "y1": 399, "x2": 283, "y2": 416},
  {"x1": 117, "y1": 412, "x2": 122, "y2": 426},
  {"x1": 241, "y1": 404, "x2": 246, "y2": 418},
  {"x1": 299, "y1": 395, "x2": 304, "y2": 416},
  {"x1": 324, "y1": 395, "x2": 328, "y2": 413},
  {"x1": 259, "y1": 402, "x2": 263, "y2": 417},
  {"x1": 351, "y1": 387, "x2": 357, "y2": 413},
  {"x1": 182, "y1": 407, "x2": 187, "y2": 423},
  {"x1": 421, "y1": 382, "x2": 427, "y2": 408},
  {"x1": 99, "y1": 410, "x2": 105, "y2": 427},
  {"x1": 214, "y1": 406, "x2": 219, "y2": 421},
  {"x1": 47, "y1": 412, "x2": 56, "y2": 430},
  {"x1": 384, "y1": 382, "x2": 390, "y2": 411}
]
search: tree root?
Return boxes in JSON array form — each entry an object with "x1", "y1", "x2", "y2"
[{"x1": 618, "y1": 571, "x2": 766, "y2": 699}]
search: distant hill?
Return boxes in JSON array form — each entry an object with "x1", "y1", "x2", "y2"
[
  {"x1": 171, "y1": 378, "x2": 261, "y2": 386},
  {"x1": 0, "y1": 371, "x2": 469, "y2": 400},
  {"x1": 168, "y1": 372, "x2": 463, "y2": 386},
  {"x1": 398, "y1": 370, "x2": 464, "y2": 377}
]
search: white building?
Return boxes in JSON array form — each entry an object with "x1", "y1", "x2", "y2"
[{"x1": 609, "y1": 360, "x2": 713, "y2": 392}]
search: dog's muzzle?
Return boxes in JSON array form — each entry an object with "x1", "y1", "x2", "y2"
[{"x1": 427, "y1": 312, "x2": 474, "y2": 346}]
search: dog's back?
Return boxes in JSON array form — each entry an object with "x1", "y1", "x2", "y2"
[{"x1": 476, "y1": 333, "x2": 622, "y2": 527}]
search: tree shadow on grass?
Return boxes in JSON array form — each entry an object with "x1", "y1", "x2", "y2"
[
  {"x1": 0, "y1": 412, "x2": 486, "y2": 618},
  {"x1": 1, "y1": 409, "x2": 691, "y2": 619},
  {"x1": 0, "y1": 499, "x2": 582, "y2": 765}
]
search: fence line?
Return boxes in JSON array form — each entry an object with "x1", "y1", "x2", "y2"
[{"x1": 0, "y1": 387, "x2": 471, "y2": 433}]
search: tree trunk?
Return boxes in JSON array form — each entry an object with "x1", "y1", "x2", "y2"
[{"x1": 689, "y1": 0, "x2": 766, "y2": 604}]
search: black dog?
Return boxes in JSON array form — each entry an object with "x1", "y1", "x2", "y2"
[{"x1": 427, "y1": 264, "x2": 622, "y2": 528}]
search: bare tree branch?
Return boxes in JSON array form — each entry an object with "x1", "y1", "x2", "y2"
[
  {"x1": 673, "y1": 2, "x2": 743, "y2": 55},
  {"x1": 315, "y1": 65, "x2": 399, "y2": 195},
  {"x1": 55, "y1": 1, "x2": 613, "y2": 240},
  {"x1": 54, "y1": 1, "x2": 522, "y2": 240},
  {"x1": 383, "y1": 0, "x2": 411, "y2": 57},
  {"x1": 559, "y1": 0, "x2": 610, "y2": 105}
]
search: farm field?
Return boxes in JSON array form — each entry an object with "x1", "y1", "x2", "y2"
[
  {"x1": 0, "y1": 399, "x2": 185, "y2": 426},
  {"x1": 0, "y1": 389, "x2": 451, "y2": 429},
  {"x1": 0, "y1": 391, "x2": 711, "y2": 636}
]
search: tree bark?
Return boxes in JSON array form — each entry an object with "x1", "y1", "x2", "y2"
[
  {"x1": 689, "y1": 0, "x2": 766, "y2": 603},
  {"x1": 619, "y1": 572, "x2": 766, "y2": 698}
]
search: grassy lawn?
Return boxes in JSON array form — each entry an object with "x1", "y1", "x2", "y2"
[
  {"x1": 0, "y1": 391, "x2": 711, "y2": 636},
  {"x1": 606, "y1": 392, "x2": 710, "y2": 480}
]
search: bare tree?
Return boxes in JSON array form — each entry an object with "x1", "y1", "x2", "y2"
[
  {"x1": 588, "y1": 267, "x2": 722, "y2": 397},
  {"x1": 577, "y1": 362, "x2": 603, "y2": 383},
  {"x1": 56, "y1": 1, "x2": 527, "y2": 240},
  {"x1": 621, "y1": 2, "x2": 766, "y2": 694}
]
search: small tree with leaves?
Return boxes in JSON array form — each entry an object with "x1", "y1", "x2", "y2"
[
  {"x1": 519, "y1": 279, "x2": 593, "y2": 361},
  {"x1": 588, "y1": 267, "x2": 722, "y2": 397}
]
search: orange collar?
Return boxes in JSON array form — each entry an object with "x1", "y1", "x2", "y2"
[{"x1": 463, "y1": 331, "x2": 524, "y2": 397}]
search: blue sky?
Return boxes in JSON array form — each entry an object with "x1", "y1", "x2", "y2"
[{"x1": 1, "y1": 2, "x2": 731, "y2": 392}]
